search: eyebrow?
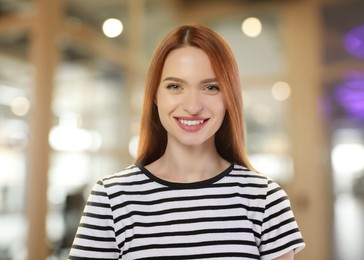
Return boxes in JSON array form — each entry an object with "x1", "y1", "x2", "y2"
[{"x1": 162, "y1": 77, "x2": 217, "y2": 84}]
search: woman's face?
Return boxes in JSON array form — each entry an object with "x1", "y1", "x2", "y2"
[{"x1": 155, "y1": 46, "x2": 226, "y2": 148}]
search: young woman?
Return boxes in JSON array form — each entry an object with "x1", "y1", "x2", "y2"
[{"x1": 69, "y1": 24, "x2": 305, "y2": 260}]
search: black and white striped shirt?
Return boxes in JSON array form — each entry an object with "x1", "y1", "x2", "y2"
[{"x1": 69, "y1": 163, "x2": 305, "y2": 260}]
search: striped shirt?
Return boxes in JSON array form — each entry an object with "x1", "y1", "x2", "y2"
[{"x1": 69, "y1": 163, "x2": 305, "y2": 260}]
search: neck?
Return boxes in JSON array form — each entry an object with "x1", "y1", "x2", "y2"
[{"x1": 146, "y1": 141, "x2": 229, "y2": 183}]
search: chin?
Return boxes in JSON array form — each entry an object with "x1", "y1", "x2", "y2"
[{"x1": 177, "y1": 137, "x2": 215, "y2": 148}]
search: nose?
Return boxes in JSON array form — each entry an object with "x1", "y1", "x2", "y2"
[{"x1": 183, "y1": 90, "x2": 203, "y2": 115}]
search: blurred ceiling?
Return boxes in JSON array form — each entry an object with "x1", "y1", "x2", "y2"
[
  {"x1": 0, "y1": 0, "x2": 288, "y2": 64},
  {"x1": 0, "y1": 0, "x2": 295, "y2": 69},
  {"x1": 0, "y1": 0, "x2": 363, "y2": 73}
]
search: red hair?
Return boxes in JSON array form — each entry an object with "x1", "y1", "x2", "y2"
[{"x1": 136, "y1": 24, "x2": 253, "y2": 169}]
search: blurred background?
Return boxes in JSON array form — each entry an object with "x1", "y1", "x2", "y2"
[{"x1": 0, "y1": 0, "x2": 363, "y2": 259}]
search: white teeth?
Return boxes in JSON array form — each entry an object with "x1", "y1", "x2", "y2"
[{"x1": 179, "y1": 119, "x2": 204, "y2": 126}]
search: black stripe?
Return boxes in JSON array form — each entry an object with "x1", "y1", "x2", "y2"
[
  {"x1": 114, "y1": 203, "x2": 264, "y2": 224},
  {"x1": 106, "y1": 178, "x2": 152, "y2": 188},
  {"x1": 232, "y1": 166, "x2": 253, "y2": 172},
  {"x1": 261, "y1": 217, "x2": 296, "y2": 236},
  {"x1": 109, "y1": 186, "x2": 169, "y2": 198},
  {"x1": 123, "y1": 239, "x2": 257, "y2": 255},
  {"x1": 112, "y1": 192, "x2": 265, "y2": 211},
  {"x1": 267, "y1": 186, "x2": 281, "y2": 196},
  {"x1": 79, "y1": 223, "x2": 114, "y2": 231},
  {"x1": 260, "y1": 228, "x2": 302, "y2": 245},
  {"x1": 115, "y1": 215, "x2": 255, "y2": 236},
  {"x1": 122, "y1": 227, "x2": 254, "y2": 244},
  {"x1": 108, "y1": 182, "x2": 267, "y2": 199},
  {"x1": 68, "y1": 256, "x2": 116, "y2": 260},
  {"x1": 103, "y1": 167, "x2": 141, "y2": 181},
  {"x1": 91, "y1": 190, "x2": 108, "y2": 196},
  {"x1": 260, "y1": 238, "x2": 305, "y2": 256},
  {"x1": 86, "y1": 201, "x2": 110, "y2": 208},
  {"x1": 71, "y1": 244, "x2": 119, "y2": 253},
  {"x1": 263, "y1": 206, "x2": 291, "y2": 223},
  {"x1": 76, "y1": 233, "x2": 116, "y2": 242},
  {"x1": 230, "y1": 172, "x2": 266, "y2": 179},
  {"x1": 266, "y1": 195, "x2": 288, "y2": 210},
  {"x1": 82, "y1": 212, "x2": 113, "y2": 220},
  {"x1": 136, "y1": 252, "x2": 260, "y2": 260}
]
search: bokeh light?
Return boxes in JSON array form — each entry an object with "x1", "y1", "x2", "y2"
[
  {"x1": 271, "y1": 81, "x2": 291, "y2": 101},
  {"x1": 241, "y1": 17, "x2": 262, "y2": 38},
  {"x1": 11, "y1": 96, "x2": 30, "y2": 116},
  {"x1": 102, "y1": 18, "x2": 123, "y2": 38},
  {"x1": 343, "y1": 24, "x2": 364, "y2": 59}
]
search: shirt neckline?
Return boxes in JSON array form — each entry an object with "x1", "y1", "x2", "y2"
[{"x1": 136, "y1": 162, "x2": 234, "y2": 189}]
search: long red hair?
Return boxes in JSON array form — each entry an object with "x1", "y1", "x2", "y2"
[{"x1": 136, "y1": 24, "x2": 253, "y2": 169}]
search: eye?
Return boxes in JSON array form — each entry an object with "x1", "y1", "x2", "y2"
[
  {"x1": 166, "y1": 83, "x2": 182, "y2": 91},
  {"x1": 203, "y1": 84, "x2": 220, "y2": 93}
]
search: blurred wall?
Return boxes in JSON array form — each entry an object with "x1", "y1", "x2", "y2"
[{"x1": 1, "y1": 0, "x2": 363, "y2": 259}]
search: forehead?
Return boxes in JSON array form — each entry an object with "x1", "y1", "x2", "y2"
[
  {"x1": 162, "y1": 46, "x2": 215, "y2": 77},
  {"x1": 165, "y1": 46, "x2": 209, "y2": 62}
]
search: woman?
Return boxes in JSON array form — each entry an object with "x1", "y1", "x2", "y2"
[{"x1": 69, "y1": 24, "x2": 305, "y2": 260}]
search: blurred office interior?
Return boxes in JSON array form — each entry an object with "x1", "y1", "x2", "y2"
[{"x1": 0, "y1": 0, "x2": 364, "y2": 259}]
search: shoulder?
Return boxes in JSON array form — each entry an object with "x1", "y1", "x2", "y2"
[
  {"x1": 87, "y1": 164, "x2": 150, "y2": 203},
  {"x1": 230, "y1": 163, "x2": 270, "y2": 185},
  {"x1": 93, "y1": 164, "x2": 146, "y2": 190},
  {"x1": 101, "y1": 164, "x2": 142, "y2": 182},
  {"x1": 230, "y1": 163, "x2": 287, "y2": 197}
]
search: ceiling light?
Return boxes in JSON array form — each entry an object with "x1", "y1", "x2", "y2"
[
  {"x1": 241, "y1": 17, "x2": 262, "y2": 38},
  {"x1": 271, "y1": 81, "x2": 291, "y2": 101},
  {"x1": 102, "y1": 18, "x2": 123, "y2": 38}
]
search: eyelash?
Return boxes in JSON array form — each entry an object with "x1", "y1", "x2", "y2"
[
  {"x1": 204, "y1": 84, "x2": 220, "y2": 91},
  {"x1": 166, "y1": 83, "x2": 182, "y2": 90},
  {"x1": 165, "y1": 83, "x2": 220, "y2": 93}
]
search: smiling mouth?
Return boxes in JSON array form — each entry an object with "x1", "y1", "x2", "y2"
[{"x1": 178, "y1": 119, "x2": 206, "y2": 126}]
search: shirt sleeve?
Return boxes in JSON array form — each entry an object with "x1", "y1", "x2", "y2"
[
  {"x1": 68, "y1": 180, "x2": 120, "y2": 260},
  {"x1": 259, "y1": 179, "x2": 305, "y2": 260}
]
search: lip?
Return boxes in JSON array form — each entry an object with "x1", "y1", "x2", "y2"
[{"x1": 174, "y1": 116, "x2": 209, "y2": 132}]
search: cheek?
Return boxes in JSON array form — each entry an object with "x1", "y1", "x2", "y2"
[
  {"x1": 215, "y1": 101, "x2": 227, "y2": 126},
  {"x1": 155, "y1": 89, "x2": 161, "y2": 106},
  {"x1": 156, "y1": 93, "x2": 180, "y2": 112},
  {"x1": 218, "y1": 108, "x2": 227, "y2": 125},
  {"x1": 215, "y1": 97, "x2": 227, "y2": 115},
  {"x1": 156, "y1": 96, "x2": 175, "y2": 122}
]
